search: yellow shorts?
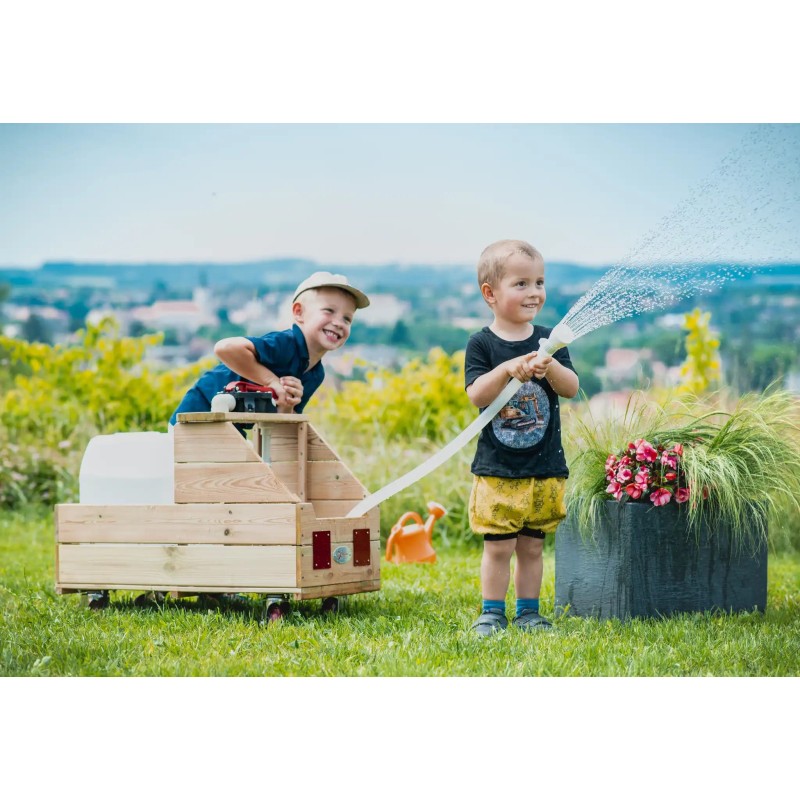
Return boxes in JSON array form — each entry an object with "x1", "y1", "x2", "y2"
[{"x1": 468, "y1": 475, "x2": 567, "y2": 536}]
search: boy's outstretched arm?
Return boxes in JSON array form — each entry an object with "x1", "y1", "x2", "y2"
[{"x1": 214, "y1": 337, "x2": 301, "y2": 411}]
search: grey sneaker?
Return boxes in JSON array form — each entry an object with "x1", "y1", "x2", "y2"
[
  {"x1": 471, "y1": 608, "x2": 508, "y2": 637},
  {"x1": 512, "y1": 609, "x2": 553, "y2": 630}
]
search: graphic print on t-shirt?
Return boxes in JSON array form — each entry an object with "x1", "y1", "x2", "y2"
[{"x1": 491, "y1": 380, "x2": 550, "y2": 449}]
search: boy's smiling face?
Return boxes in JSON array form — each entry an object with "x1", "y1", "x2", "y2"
[
  {"x1": 482, "y1": 252, "x2": 546, "y2": 327},
  {"x1": 293, "y1": 287, "x2": 357, "y2": 360}
]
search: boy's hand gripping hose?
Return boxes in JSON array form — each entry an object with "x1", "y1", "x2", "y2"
[{"x1": 345, "y1": 322, "x2": 576, "y2": 518}]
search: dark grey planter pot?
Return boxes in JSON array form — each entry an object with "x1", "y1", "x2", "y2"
[{"x1": 555, "y1": 500, "x2": 767, "y2": 620}]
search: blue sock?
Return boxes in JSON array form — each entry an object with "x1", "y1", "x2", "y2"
[
  {"x1": 482, "y1": 599, "x2": 506, "y2": 615},
  {"x1": 516, "y1": 597, "x2": 539, "y2": 617}
]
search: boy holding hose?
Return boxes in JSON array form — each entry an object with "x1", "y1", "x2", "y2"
[{"x1": 465, "y1": 240, "x2": 579, "y2": 636}]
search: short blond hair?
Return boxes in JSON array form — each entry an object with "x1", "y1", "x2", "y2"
[{"x1": 477, "y1": 239, "x2": 543, "y2": 288}]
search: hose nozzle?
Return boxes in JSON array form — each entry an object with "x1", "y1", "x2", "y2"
[{"x1": 537, "y1": 321, "x2": 576, "y2": 357}]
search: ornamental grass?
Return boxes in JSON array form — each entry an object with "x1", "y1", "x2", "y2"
[{"x1": 565, "y1": 388, "x2": 800, "y2": 550}]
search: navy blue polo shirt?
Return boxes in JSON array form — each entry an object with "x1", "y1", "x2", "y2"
[{"x1": 169, "y1": 324, "x2": 324, "y2": 424}]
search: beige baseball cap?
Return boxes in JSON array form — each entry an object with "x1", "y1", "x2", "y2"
[{"x1": 292, "y1": 271, "x2": 370, "y2": 309}]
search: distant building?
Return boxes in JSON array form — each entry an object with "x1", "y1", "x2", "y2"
[
  {"x1": 355, "y1": 294, "x2": 411, "y2": 327},
  {"x1": 129, "y1": 299, "x2": 216, "y2": 333},
  {"x1": 5, "y1": 304, "x2": 70, "y2": 337}
]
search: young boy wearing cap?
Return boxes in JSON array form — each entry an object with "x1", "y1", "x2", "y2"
[
  {"x1": 169, "y1": 271, "x2": 370, "y2": 425},
  {"x1": 83, "y1": 273, "x2": 370, "y2": 610}
]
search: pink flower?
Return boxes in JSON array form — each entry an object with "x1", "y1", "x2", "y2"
[
  {"x1": 664, "y1": 471, "x2": 677, "y2": 482},
  {"x1": 605, "y1": 454, "x2": 618, "y2": 469},
  {"x1": 661, "y1": 452, "x2": 677, "y2": 468},
  {"x1": 635, "y1": 471, "x2": 650, "y2": 486},
  {"x1": 625, "y1": 484, "x2": 643, "y2": 500},
  {"x1": 675, "y1": 487, "x2": 690, "y2": 504},
  {"x1": 636, "y1": 441, "x2": 658, "y2": 463},
  {"x1": 619, "y1": 455, "x2": 633, "y2": 467},
  {"x1": 650, "y1": 488, "x2": 672, "y2": 506},
  {"x1": 617, "y1": 467, "x2": 633, "y2": 482},
  {"x1": 673, "y1": 443, "x2": 684, "y2": 456},
  {"x1": 606, "y1": 481, "x2": 621, "y2": 495}
]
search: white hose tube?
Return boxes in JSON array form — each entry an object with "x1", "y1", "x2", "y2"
[{"x1": 345, "y1": 375, "x2": 523, "y2": 518}]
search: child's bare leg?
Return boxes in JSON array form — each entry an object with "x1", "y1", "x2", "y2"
[
  {"x1": 481, "y1": 538, "x2": 517, "y2": 600},
  {"x1": 514, "y1": 535, "x2": 544, "y2": 600},
  {"x1": 512, "y1": 535, "x2": 552, "y2": 628}
]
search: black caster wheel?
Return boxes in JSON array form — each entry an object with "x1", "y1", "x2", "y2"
[
  {"x1": 134, "y1": 591, "x2": 166, "y2": 607},
  {"x1": 265, "y1": 600, "x2": 291, "y2": 623},
  {"x1": 321, "y1": 596, "x2": 340, "y2": 614},
  {"x1": 87, "y1": 590, "x2": 110, "y2": 610}
]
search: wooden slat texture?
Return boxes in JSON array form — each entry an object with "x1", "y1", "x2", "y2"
[
  {"x1": 296, "y1": 579, "x2": 381, "y2": 600},
  {"x1": 174, "y1": 422, "x2": 260, "y2": 463},
  {"x1": 309, "y1": 499, "x2": 365, "y2": 518},
  {"x1": 298, "y1": 538, "x2": 380, "y2": 587},
  {"x1": 307, "y1": 423, "x2": 341, "y2": 461},
  {"x1": 174, "y1": 462, "x2": 299, "y2": 503},
  {"x1": 298, "y1": 503, "x2": 380, "y2": 545},
  {"x1": 260, "y1": 425, "x2": 297, "y2": 462},
  {"x1": 57, "y1": 544, "x2": 297, "y2": 589},
  {"x1": 177, "y1": 412, "x2": 307, "y2": 424},
  {"x1": 271, "y1": 461, "x2": 298, "y2": 494},
  {"x1": 254, "y1": 423, "x2": 337, "y2": 463},
  {"x1": 306, "y1": 461, "x2": 366, "y2": 500},
  {"x1": 57, "y1": 583, "x2": 299, "y2": 593},
  {"x1": 296, "y1": 422, "x2": 307, "y2": 501},
  {"x1": 56, "y1": 503, "x2": 298, "y2": 545}
]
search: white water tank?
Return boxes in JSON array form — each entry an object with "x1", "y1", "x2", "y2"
[{"x1": 79, "y1": 431, "x2": 174, "y2": 504}]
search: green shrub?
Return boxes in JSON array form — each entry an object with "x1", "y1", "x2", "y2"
[
  {"x1": 309, "y1": 347, "x2": 473, "y2": 445},
  {"x1": 0, "y1": 321, "x2": 210, "y2": 509}
]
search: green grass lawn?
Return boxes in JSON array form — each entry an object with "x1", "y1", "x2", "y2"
[{"x1": 2, "y1": 506, "x2": 799, "y2": 677}]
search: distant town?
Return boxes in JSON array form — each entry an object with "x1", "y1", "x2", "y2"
[{"x1": 1, "y1": 259, "x2": 798, "y2": 403}]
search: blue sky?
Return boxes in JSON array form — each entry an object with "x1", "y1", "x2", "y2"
[{"x1": 1, "y1": 123, "x2": 769, "y2": 269}]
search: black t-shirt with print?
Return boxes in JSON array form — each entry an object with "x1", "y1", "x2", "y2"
[{"x1": 464, "y1": 325, "x2": 577, "y2": 479}]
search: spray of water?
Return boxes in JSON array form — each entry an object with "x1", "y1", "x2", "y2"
[{"x1": 561, "y1": 124, "x2": 800, "y2": 340}]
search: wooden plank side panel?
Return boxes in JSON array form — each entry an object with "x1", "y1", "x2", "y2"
[
  {"x1": 296, "y1": 421, "x2": 307, "y2": 501},
  {"x1": 57, "y1": 583, "x2": 299, "y2": 593},
  {"x1": 174, "y1": 462, "x2": 299, "y2": 504},
  {"x1": 310, "y1": 500, "x2": 358, "y2": 519},
  {"x1": 271, "y1": 462, "x2": 299, "y2": 495},
  {"x1": 57, "y1": 543, "x2": 297, "y2": 589},
  {"x1": 298, "y1": 503, "x2": 380, "y2": 546},
  {"x1": 298, "y1": 538, "x2": 380, "y2": 588},
  {"x1": 55, "y1": 503, "x2": 298, "y2": 545},
  {"x1": 178, "y1": 412, "x2": 307, "y2": 424},
  {"x1": 307, "y1": 423, "x2": 341, "y2": 461},
  {"x1": 174, "y1": 422, "x2": 260, "y2": 463},
  {"x1": 306, "y1": 461, "x2": 366, "y2": 501},
  {"x1": 295, "y1": 579, "x2": 381, "y2": 600},
  {"x1": 260, "y1": 425, "x2": 298, "y2": 462}
]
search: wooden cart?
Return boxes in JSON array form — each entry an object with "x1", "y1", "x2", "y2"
[{"x1": 54, "y1": 412, "x2": 380, "y2": 617}]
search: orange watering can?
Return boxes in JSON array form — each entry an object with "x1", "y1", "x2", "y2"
[{"x1": 385, "y1": 501, "x2": 447, "y2": 565}]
